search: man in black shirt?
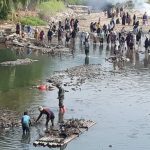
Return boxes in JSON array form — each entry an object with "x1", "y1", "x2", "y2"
[
  {"x1": 47, "y1": 29, "x2": 53, "y2": 43},
  {"x1": 56, "y1": 84, "x2": 65, "y2": 109}
]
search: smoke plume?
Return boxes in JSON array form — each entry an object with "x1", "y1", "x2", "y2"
[{"x1": 86, "y1": 0, "x2": 148, "y2": 9}]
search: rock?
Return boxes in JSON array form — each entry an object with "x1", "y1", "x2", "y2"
[
  {"x1": 71, "y1": 88, "x2": 76, "y2": 91},
  {"x1": 64, "y1": 83, "x2": 67, "y2": 86},
  {"x1": 109, "y1": 145, "x2": 112, "y2": 148}
]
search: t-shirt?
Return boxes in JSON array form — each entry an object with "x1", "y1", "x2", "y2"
[
  {"x1": 22, "y1": 115, "x2": 30, "y2": 126},
  {"x1": 40, "y1": 108, "x2": 54, "y2": 118},
  {"x1": 48, "y1": 30, "x2": 53, "y2": 37}
]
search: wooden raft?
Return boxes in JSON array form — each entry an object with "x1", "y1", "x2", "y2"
[{"x1": 33, "y1": 119, "x2": 96, "y2": 148}]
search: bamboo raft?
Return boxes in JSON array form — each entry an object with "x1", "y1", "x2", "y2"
[{"x1": 33, "y1": 119, "x2": 96, "y2": 148}]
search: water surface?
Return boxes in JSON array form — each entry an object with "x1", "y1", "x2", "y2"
[{"x1": 0, "y1": 39, "x2": 150, "y2": 150}]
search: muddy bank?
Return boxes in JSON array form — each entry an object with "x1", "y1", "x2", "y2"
[
  {"x1": 5, "y1": 33, "x2": 71, "y2": 55},
  {"x1": 0, "y1": 58, "x2": 38, "y2": 66},
  {"x1": 0, "y1": 108, "x2": 21, "y2": 129},
  {"x1": 0, "y1": 106, "x2": 42, "y2": 130}
]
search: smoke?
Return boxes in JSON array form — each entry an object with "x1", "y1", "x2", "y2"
[{"x1": 86, "y1": 0, "x2": 148, "y2": 9}]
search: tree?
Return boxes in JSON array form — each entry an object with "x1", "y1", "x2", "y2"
[
  {"x1": 0, "y1": 0, "x2": 29, "y2": 19},
  {"x1": 0, "y1": 0, "x2": 10, "y2": 19},
  {"x1": 0, "y1": 0, "x2": 48, "y2": 20}
]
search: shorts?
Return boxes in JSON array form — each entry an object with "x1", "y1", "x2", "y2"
[
  {"x1": 47, "y1": 115, "x2": 55, "y2": 120},
  {"x1": 59, "y1": 99, "x2": 64, "y2": 108},
  {"x1": 100, "y1": 38, "x2": 103, "y2": 43},
  {"x1": 22, "y1": 124, "x2": 30, "y2": 133},
  {"x1": 48, "y1": 36, "x2": 52, "y2": 41}
]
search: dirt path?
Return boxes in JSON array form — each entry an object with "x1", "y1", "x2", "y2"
[
  {"x1": 79, "y1": 8, "x2": 150, "y2": 33},
  {"x1": 0, "y1": 6, "x2": 149, "y2": 33}
]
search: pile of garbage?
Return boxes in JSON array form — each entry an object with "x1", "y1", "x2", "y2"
[
  {"x1": 33, "y1": 119, "x2": 96, "y2": 148},
  {"x1": 0, "y1": 108, "x2": 21, "y2": 129},
  {"x1": 47, "y1": 64, "x2": 109, "y2": 90}
]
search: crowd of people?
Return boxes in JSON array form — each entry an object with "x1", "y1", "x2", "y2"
[
  {"x1": 88, "y1": 7, "x2": 150, "y2": 66},
  {"x1": 20, "y1": 5, "x2": 150, "y2": 135},
  {"x1": 15, "y1": 18, "x2": 79, "y2": 46}
]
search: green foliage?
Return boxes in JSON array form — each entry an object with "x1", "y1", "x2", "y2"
[
  {"x1": 0, "y1": 0, "x2": 87, "y2": 20},
  {"x1": 0, "y1": 7, "x2": 9, "y2": 19},
  {"x1": 0, "y1": 0, "x2": 10, "y2": 19},
  {"x1": 0, "y1": 49, "x2": 17, "y2": 63},
  {"x1": 38, "y1": 0, "x2": 65, "y2": 16},
  {"x1": 66, "y1": 0, "x2": 87, "y2": 5},
  {"x1": 20, "y1": 16, "x2": 46, "y2": 26}
]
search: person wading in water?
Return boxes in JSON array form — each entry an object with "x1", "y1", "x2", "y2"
[{"x1": 36, "y1": 106, "x2": 55, "y2": 129}]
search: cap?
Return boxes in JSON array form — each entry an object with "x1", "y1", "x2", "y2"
[{"x1": 38, "y1": 106, "x2": 43, "y2": 111}]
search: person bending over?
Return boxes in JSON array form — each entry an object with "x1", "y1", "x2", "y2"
[{"x1": 36, "y1": 106, "x2": 55, "y2": 128}]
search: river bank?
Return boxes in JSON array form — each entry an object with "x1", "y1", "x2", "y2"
[{"x1": 0, "y1": 2, "x2": 150, "y2": 150}]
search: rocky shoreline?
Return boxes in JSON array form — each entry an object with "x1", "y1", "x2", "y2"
[
  {"x1": 0, "y1": 58, "x2": 38, "y2": 66},
  {"x1": 47, "y1": 64, "x2": 118, "y2": 91},
  {"x1": 0, "y1": 108, "x2": 21, "y2": 129}
]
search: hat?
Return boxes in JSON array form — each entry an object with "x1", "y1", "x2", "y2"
[{"x1": 38, "y1": 106, "x2": 43, "y2": 111}]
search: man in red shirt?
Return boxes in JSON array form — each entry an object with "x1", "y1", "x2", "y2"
[{"x1": 36, "y1": 106, "x2": 55, "y2": 128}]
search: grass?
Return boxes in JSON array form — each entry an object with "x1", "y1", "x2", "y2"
[
  {"x1": 15, "y1": 0, "x2": 87, "y2": 25},
  {"x1": 20, "y1": 16, "x2": 47, "y2": 26},
  {"x1": 66, "y1": 0, "x2": 87, "y2": 5},
  {"x1": 38, "y1": 0, "x2": 65, "y2": 16}
]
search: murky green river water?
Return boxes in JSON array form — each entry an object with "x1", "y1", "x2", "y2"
[{"x1": 0, "y1": 39, "x2": 150, "y2": 150}]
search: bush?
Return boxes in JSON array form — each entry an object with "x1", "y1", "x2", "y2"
[
  {"x1": 20, "y1": 16, "x2": 47, "y2": 26},
  {"x1": 0, "y1": 7, "x2": 9, "y2": 20},
  {"x1": 38, "y1": 0, "x2": 65, "y2": 16}
]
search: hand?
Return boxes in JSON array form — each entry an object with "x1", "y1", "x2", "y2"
[{"x1": 65, "y1": 90, "x2": 69, "y2": 92}]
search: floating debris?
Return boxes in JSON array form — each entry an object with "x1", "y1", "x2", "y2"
[
  {"x1": 0, "y1": 108, "x2": 21, "y2": 129},
  {"x1": 47, "y1": 64, "x2": 111, "y2": 90}
]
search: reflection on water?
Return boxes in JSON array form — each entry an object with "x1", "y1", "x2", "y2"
[
  {"x1": 0, "y1": 48, "x2": 17, "y2": 63},
  {"x1": 60, "y1": 144, "x2": 67, "y2": 150},
  {"x1": 21, "y1": 133, "x2": 31, "y2": 144},
  {"x1": 85, "y1": 55, "x2": 89, "y2": 65},
  {"x1": 0, "y1": 37, "x2": 150, "y2": 150}
]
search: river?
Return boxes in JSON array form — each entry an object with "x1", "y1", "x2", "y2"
[{"x1": 0, "y1": 37, "x2": 150, "y2": 150}]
